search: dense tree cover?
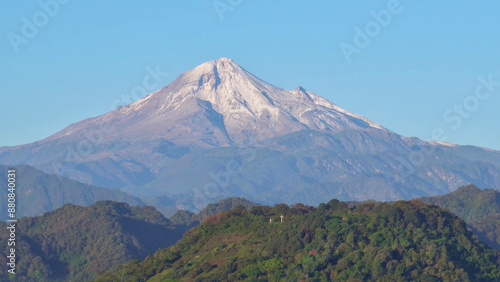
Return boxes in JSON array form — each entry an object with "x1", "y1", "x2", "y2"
[
  {"x1": 0, "y1": 197, "x2": 256, "y2": 281},
  {"x1": 0, "y1": 201, "x2": 190, "y2": 281},
  {"x1": 96, "y1": 199, "x2": 500, "y2": 281},
  {"x1": 0, "y1": 165, "x2": 144, "y2": 221},
  {"x1": 470, "y1": 214, "x2": 500, "y2": 250},
  {"x1": 421, "y1": 184, "x2": 500, "y2": 249},
  {"x1": 421, "y1": 184, "x2": 500, "y2": 223}
]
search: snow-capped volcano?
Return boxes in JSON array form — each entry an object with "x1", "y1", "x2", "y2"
[
  {"x1": 4, "y1": 57, "x2": 500, "y2": 210},
  {"x1": 49, "y1": 58, "x2": 385, "y2": 147}
]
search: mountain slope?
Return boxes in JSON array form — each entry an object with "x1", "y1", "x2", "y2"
[
  {"x1": 0, "y1": 165, "x2": 143, "y2": 221},
  {"x1": 96, "y1": 200, "x2": 500, "y2": 281},
  {"x1": 135, "y1": 130, "x2": 500, "y2": 212}
]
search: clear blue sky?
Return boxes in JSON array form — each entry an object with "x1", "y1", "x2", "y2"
[{"x1": 1, "y1": 1, "x2": 499, "y2": 150}]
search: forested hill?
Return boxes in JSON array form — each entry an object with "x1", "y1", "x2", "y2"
[
  {"x1": 96, "y1": 200, "x2": 500, "y2": 281},
  {"x1": 0, "y1": 197, "x2": 256, "y2": 281},
  {"x1": 421, "y1": 184, "x2": 500, "y2": 249},
  {"x1": 0, "y1": 201, "x2": 190, "y2": 281},
  {"x1": 421, "y1": 184, "x2": 500, "y2": 223}
]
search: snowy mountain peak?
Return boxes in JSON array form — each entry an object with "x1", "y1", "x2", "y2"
[
  {"x1": 49, "y1": 58, "x2": 386, "y2": 147},
  {"x1": 191, "y1": 58, "x2": 240, "y2": 79},
  {"x1": 295, "y1": 86, "x2": 306, "y2": 92}
]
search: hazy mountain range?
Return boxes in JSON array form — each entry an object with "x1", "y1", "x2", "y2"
[
  {"x1": 1, "y1": 58, "x2": 500, "y2": 215},
  {"x1": 0, "y1": 165, "x2": 143, "y2": 221}
]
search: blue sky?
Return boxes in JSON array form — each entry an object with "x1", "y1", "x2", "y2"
[{"x1": 1, "y1": 1, "x2": 500, "y2": 150}]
